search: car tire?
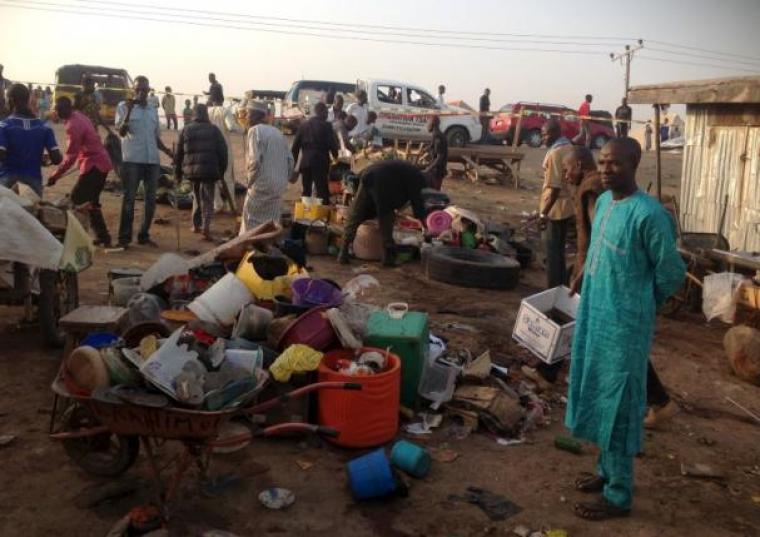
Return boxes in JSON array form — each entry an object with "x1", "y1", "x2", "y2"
[
  {"x1": 423, "y1": 246, "x2": 520, "y2": 290},
  {"x1": 525, "y1": 129, "x2": 542, "y2": 148},
  {"x1": 446, "y1": 127, "x2": 469, "y2": 148},
  {"x1": 592, "y1": 134, "x2": 609, "y2": 150}
]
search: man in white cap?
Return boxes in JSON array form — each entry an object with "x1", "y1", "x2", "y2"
[{"x1": 239, "y1": 102, "x2": 294, "y2": 234}]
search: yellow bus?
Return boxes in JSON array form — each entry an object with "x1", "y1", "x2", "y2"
[{"x1": 53, "y1": 64, "x2": 132, "y2": 124}]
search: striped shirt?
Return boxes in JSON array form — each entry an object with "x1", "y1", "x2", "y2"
[{"x1": 240, "y1": 123, "x2": 294, "y2": 234}]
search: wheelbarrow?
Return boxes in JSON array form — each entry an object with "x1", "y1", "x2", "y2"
[{"x1": 49, "y1": 368, "x2": 361, "y2": 519}]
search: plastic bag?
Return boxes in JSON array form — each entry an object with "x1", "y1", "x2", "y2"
[
  {"x1": 724, "y1": 325, "x2": 760, "y2": 385},
  {"x1": 140, "y1": 253, "x2": 190, "y2": 291},
  {"x1": 702, "y1": 272, "x2": 745, "y2": 323},
  {"x1": 269, "y1": 344, "x2": 323, "y2": 382}
]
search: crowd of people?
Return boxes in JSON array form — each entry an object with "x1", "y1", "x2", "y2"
[{"x1": 0, "y1": 66, "x2": 689, "y2": 523}]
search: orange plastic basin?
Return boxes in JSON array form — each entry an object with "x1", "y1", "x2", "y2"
[{"x1": 317, "y1": 348, "x2": 400, "y2": 448}]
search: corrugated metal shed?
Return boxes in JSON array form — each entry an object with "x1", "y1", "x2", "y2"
[{"x1": 680, "y1": 106, "x2": 760, "y2": 250}]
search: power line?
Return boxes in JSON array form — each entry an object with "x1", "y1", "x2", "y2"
[
  {"x1": 648, "y1": 39, "x2": 760, "y2": 64},
  {"x1": 637, "y1": 55, "x2": 758, "y2": 74},
  {"x1": 0, "y1": 1, "x2": 612, "y2": 56},
  {"x1": 647, "y1": 47, "x2": 760, "y2": 69},
  {"x1": 69, "y1": 0, "x2": 638, "y2": 42},
  {"x1": 9, "y1": 0, "x2": 631, "y2": 48}
]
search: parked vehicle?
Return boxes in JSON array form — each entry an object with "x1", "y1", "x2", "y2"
[
  {"x1": 280, "y1": 80, "x2": 356, "y2": 133},
  {"x1": 490, "y1": 101, "x2": 614, "y2": 149},
  {"x1": 53, "y1": 64, "x2": 133, "y2": 124},
  {"x1": 357, "y1": 78, "x2": 482, "y2": 147}
]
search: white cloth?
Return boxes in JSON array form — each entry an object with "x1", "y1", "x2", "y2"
[
  {"x1": 346, "y1": 102, "x2": 369, "y2": 137},
  {"x1": 437, "y1": 94, "x2": 445, "y2": 107},
  {"x1": 0, "y1": 197, "x2": 63, "y2": 270},
  {"x1": 209, "y1": 105, "x2": 240, "y2": 212},
  {"x1": 239, "y1": 123, "x2": 294, "y2": 235}
]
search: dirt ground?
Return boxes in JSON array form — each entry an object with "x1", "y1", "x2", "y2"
[{"x1": 1, "y1": 127, "x2": 759, "y2": 537}]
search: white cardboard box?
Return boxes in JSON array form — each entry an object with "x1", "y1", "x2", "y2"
[{"x1": 512, "y1": 286, "x2": 580, "y2": 364}]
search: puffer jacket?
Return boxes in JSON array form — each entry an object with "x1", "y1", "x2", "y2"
[{"x1": 174, "y1": 120, "x2": 228, "y2": 182}]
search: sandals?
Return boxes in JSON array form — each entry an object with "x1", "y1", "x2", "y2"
[
  {"x1": 575, "y1": 472, "x2": 605, "y2": 493},
  {"x1": 574, "y1": 499, "x2": 630, "y2": 521}
]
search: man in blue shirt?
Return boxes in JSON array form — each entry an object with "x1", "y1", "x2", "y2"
[
  {"x1": 115, "y1": 75, "x2": 173, "y2": 248},
  {"x1": 0, "y1": 84, "x2": 61, "y2": 197}
]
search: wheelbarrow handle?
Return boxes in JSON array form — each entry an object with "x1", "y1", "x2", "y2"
[
  {"x1": 245, "y1": 381, "x2": 362, "y2": 415},
  {"x1": 256, "y1": 423, "x2": 340, "y2": 438}
]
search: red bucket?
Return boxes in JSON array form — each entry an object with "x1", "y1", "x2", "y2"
[
  {"x1": 276, "y1": 306, "x2": 338, "y2": 352},
  {"x1": 317, "y1": 348, "x2": 400, "y2": 448}
]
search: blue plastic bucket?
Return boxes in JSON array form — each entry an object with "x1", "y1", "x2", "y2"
[
  {"x1": 346, "y1": 449, "x2": 396, "y2": 500},
  {"x1": 390, "y1": 440, "x2": 431, "y2": 478},
  {"x1": 81, "y1": 332, "x2": 120, "y2": 349}
]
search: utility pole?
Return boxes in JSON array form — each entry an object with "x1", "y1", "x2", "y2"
[{"x1": 610, "y1": 39, "x2": 644, "y2": 97}]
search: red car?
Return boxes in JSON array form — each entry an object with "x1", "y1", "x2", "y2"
[{"x1": 490, "y1": 102, "x2": 615, "y2": 149}]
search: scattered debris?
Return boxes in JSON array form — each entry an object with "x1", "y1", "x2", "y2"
[
  {"x1": 295, "y1": 459, "x2": 315, "y2": 471},
  {"x1": 0, "y1": 434, "x2": 16, "y2": 447},
  {"x1": 404, "y1": 413, "x2": 443, "y2": 435},
  {"x1": 513, "y1": 525, "x2": 532, "y2": 537},
  {"x1": 448, "y1": 487, "x2": 522, "y2": 521},
  {"x1": 554, "y1": 435, "x2": 583, "y2": 455},
  {"x1": 680, "y1": 463, "x2": 726, "y2": 480},
  {"x1": 463, "y1": 351, "x2": 492, "y2": 380},
  {"x1": 258, "y1": 487, "x2": 295, "y2": 510},
  {"x1": 431, "y1": 447, "x2": 459, "y2": 463},
  {"x1": 496, "y1": 437, "x2": 525, "y2": 447},
  {"x1": 448, "y1": 385, "x2": 524, "y2": 437},
  {"x1": 725, "y1": 396, "x2": 760, "y2": 425}
]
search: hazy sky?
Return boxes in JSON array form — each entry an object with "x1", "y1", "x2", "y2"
[{"x1": 2, "y1": 0, "x2": 759, "y2": 118}]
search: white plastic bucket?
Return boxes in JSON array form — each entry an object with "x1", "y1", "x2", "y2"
[{"x1": 188, "y1": 273, "x2": 253, "y2": 326}]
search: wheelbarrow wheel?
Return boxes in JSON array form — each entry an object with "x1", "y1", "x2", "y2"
[{"x1": 62, "y1": 405, "x2": 139, "y2": 477}]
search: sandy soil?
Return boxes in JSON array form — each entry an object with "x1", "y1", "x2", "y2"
[{"x1": 0, "y1": 127, "x2": 759, "y2": 537}]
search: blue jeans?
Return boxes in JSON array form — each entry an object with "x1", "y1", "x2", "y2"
[
  {"x1": 118, "y1": 162, "x2": 159, "y2": 244},
  {"x1": 0, "y1": 175, "x2": 43, "y2": 197}
]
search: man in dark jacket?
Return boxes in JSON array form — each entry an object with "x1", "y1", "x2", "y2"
[
  {"x1": 291, "y1": 102, "x2": 338, "y2": 205},
  {"x1": 338, "y1": 159, "x2": 428, "y2": 267},
  {"x1": 424, "y1": 115, "x2": 448, "y2": 190},
  {"x1": 614, "y1": 97, "x2": 632, "y2": 138},
  {"x1": 174, "y1": 104, "x2": 228, "y2": 240}
]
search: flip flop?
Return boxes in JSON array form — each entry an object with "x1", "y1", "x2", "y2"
[
  {"x1": 575, "y1": 472, "x2": 606, "y2": 493},
  {"x1": 574, "y1": 499, "x2": 630, "y2": 521}
]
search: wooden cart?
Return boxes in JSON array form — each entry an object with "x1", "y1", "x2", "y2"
[{"x1": 447, "y1": 144, "x2": 524, "y2": 187}]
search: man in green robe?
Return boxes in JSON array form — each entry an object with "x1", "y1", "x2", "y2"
[{"x1": 565, "y1": 137, "x2": 685, "y2": 520}]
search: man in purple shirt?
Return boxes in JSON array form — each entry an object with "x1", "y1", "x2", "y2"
[
  {"x1": 0, "y1": 84, "x2": 61, "y2": 197},
  {"x1": 48, "y1": 96, "x2": 114, "y2": 246}
]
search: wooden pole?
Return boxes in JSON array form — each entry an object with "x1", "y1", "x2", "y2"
[
  {"x1": 654, "y1": 104, "x2": 662, "y2": 201},
  {"x1": 511, "y1": 111, "x2": 523, "y2": 150}
]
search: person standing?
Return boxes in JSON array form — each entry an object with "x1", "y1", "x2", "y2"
[
  {"x1": 614, "y1": 97, "x2": 632, "y2": 138},
  {"x1": 182, "y1": 99, "x2": 193, "y2": 126},
  {"x1": 47, "y1": 96, "x2": 113, "y2": 246},
  {"x1": 424, "y1": 115, "x2": 448, "y2": 190},
  {"x1": 37, "y1": 86, "x2": 50, "y2": 122},
  {"x1": 239, "y1": 105, "x2": 294, "y2": 234},
  {"x1": 205, "y1": 73, "x2": 224, "y2": 107},
  {"x1": 328, "y1": 94, "x2": 344, "y2": 123},
  {"x1": 291, "y1": 102, "x2": 338, "y2": 205},
  {"x1": 659, "y1": 118, "x2": 670, "y2": 143},
  {"x1": 437, "y1": 85, "x2": 446, "y2": 107},
  {"x1": 161, "y1": 87, "x2": 178, "y2": 130},
  {"x1": 644, "y1": 121, "x2": 653, "y2": 151},
  {"x1": 0, "y1": 84, "x2": 61, "y2": 197},
  {"x1": 562, "y1": 145, "x2": 676, "y2": 429},
  {"x1": 538, "y1": 119, "x2": 574, "y2": 289},
  {"x1": 75, "y1": 75, "x2": 107, "y2": 133},
  {"x1": 208, "y1": 102, "x2": 241, "y2": 213},
  {"x1": 574, "y1": 94, "x2": 593, "y2": 148},
  {"x1": 148, "y1": 90, "x2": 160, "y2": 109},
  {"x1": 338, "y1": 159, "x2": 428, "y2": 267},
  {"x1": 115, "y1": 75, "x2": 174, "y2": 248},
  {"x1": 566, "y1": 138, "x2": 685, "y2": 521},
  {"x1": 346, "y1": 90, "x2": 369, "y2": 138},
  {"x1": 174, "y1": 104, "x2": 228, "y2": 241},
  {"x1": 479, "y1": 88, "x2": 491, "y2": 142},
  {"x1": 0, "y1": 64, "x2": 10, "y2": 118}
]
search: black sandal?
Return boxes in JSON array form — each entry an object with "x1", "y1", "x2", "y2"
[
  {"x1": 574, "y1": 499, "x2": 630, "y2": 521},
  {"x1": 575, "y1": 472, "x2": 605, "y2": 493}
]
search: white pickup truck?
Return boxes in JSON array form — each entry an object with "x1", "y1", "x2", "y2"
[{"x1": 356, "y1": 78, "x2": 482, "y2": 147}]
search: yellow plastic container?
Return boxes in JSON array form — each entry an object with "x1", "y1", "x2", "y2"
[
  {"x1": 294, "y1": 201, "x2": 331, "y2": 221},
  {"x1": 236, "y1": 252, "x2": 308, "y2": 300}
]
